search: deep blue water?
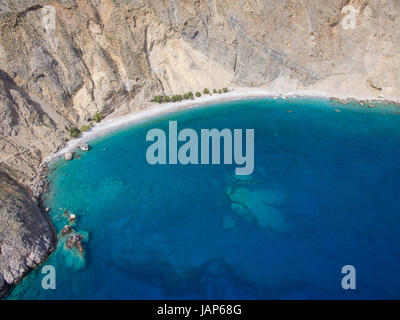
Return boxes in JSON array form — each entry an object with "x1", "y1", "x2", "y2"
[{"x1": 8, "y1": 97, "x2": 400, "y2": 299}]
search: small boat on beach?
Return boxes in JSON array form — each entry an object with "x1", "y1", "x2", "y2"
[{"x1": 78, "y1": 143, "x2": 90, "y2": 151}]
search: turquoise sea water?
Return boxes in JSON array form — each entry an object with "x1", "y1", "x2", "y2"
[{"x1": 8, "y1": 97, "x2": 400, "y2": 299}]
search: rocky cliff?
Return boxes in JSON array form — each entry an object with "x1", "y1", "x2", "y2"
[
  {"x1": 0, "y1": 171, "x2": 56, "y2": 296},
  {"x1": 0, "y1": 0, "x2": 399, "y2": 293}
]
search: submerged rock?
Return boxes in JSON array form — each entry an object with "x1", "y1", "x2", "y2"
[
  {"x1": 227, "y1": 172, "x2": 255, "y2": 185},
  {"x1": 230, "y1": 202, "x2": 256, "y2": 224},
  {"x1": 222, "y1": 216, "x2": 236, "y2": 230},
  {"x1": 228, "y1": 187, "x2": 288, "y2": 232},
  {"x1": 59, "y1": 230, "x2": 89, "y2": 271}
]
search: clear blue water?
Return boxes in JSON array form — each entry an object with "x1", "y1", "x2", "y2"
[{"x1": 8, "y1": 97, "x2": 400, "y2": 299}]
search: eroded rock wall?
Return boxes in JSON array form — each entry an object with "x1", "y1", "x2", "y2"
[{"x1": 0, "y1": 171, "x2": 56, "y2": 293}]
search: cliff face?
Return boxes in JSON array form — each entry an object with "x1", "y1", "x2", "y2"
[
  {"x1": 0, "y1": 0, "x2": 399, "y2": 290},
  {"x1": 0, "y1": 171, "x2": 56, "y2": 294}
]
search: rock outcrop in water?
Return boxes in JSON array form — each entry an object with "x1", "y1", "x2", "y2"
[
  {"x1": 0, "y1": 0, "x2": 399, "y2": 291},
  {"x1": 0, "y1": 171, "x2": 56, "y2": 296}
]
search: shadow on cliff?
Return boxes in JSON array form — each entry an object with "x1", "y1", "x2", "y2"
[{"x1": 0, "y1": 69, "x2": 57, "y2": 129}]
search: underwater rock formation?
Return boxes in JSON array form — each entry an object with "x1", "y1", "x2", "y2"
[
  {"x1": 222, "y1": 216, "x2": 236, "y2": 230},
  {"x1": 228, "y1": 187, "x2": 288, "y2": 232},
  {"x1": 61, "y1": 230, "x2": 88, "y2": 271}
]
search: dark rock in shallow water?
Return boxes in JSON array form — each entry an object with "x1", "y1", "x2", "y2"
[
  {"x1": 61, "y1": 225, "x2": 73, "y2": 236},
  {"x1": 68, "y1": 213, "x2": 76, "y2": 223},
  {"x1": 0, "y1": 171, "x2": 57, "y2": 286},
  {"x1": 66, "y1": 233, "x2": 84, "y2": 254}
]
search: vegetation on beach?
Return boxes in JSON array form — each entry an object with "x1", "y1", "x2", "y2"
[
  {"x1": 94, "y1": 112, "x2": 103, "y2": 123},
  {"x1": 69, "y1": 117, "x2": 97, "y2": 139},
  {"x1": 69, "y1": 87, "x2": 230, "y2": 140},
  {"x1": 69, "y1": 127, "x2": 81, "y2": 138},
  {"x1": 153, "y1": 87, "x2": 230, "y2": 104},
  {"x1": 80, "y1": 125, "x2": 90, "y2": 133}
]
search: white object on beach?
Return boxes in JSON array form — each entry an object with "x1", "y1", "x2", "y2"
[
  {"x1": 64, "y1": 152, "x2": 73, "y2": 160},
  {"x1": 79, "y1": 143, "x2": 90, "y2": 151}
]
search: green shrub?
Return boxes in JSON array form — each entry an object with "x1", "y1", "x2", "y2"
[
  {"x1": 94, "y1": 112, "x2": 103, "y2": 123},
  {"x1": 213, "y1": 89, "x2": 217, "y2": 94},
  {"x1": 80, "y1": 125, "x2": 90, "y2": 132},
  {"x1": 171, "y1": 94, "x2": 183, "y2": 102},
  {"x1": 162, "y1": 96, "x2": 170, "y2": 103},
  {"x1": 223, "y1": 87, "x2": 228, "y2": 93},
  {"x1": 154, "y1": 95, "x2": 162, "y2": 103},
  {"x1": 69, "y1": 127, "x2": 81, "y2": 139},
  {"x1": 218, "y1": 89, "x2": 222, "y2": 94},
  {"x1": 153, "y1": 91, "x2": 204, "y2": 103}
]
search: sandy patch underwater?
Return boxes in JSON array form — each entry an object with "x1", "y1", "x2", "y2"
[{"x1": 8, "y1": 97, "x2": 400, "y2": 299}]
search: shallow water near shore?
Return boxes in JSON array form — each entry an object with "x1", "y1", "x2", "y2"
[{"x1": 8, "y1": 97, "x2": 400, "y2": 299}]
